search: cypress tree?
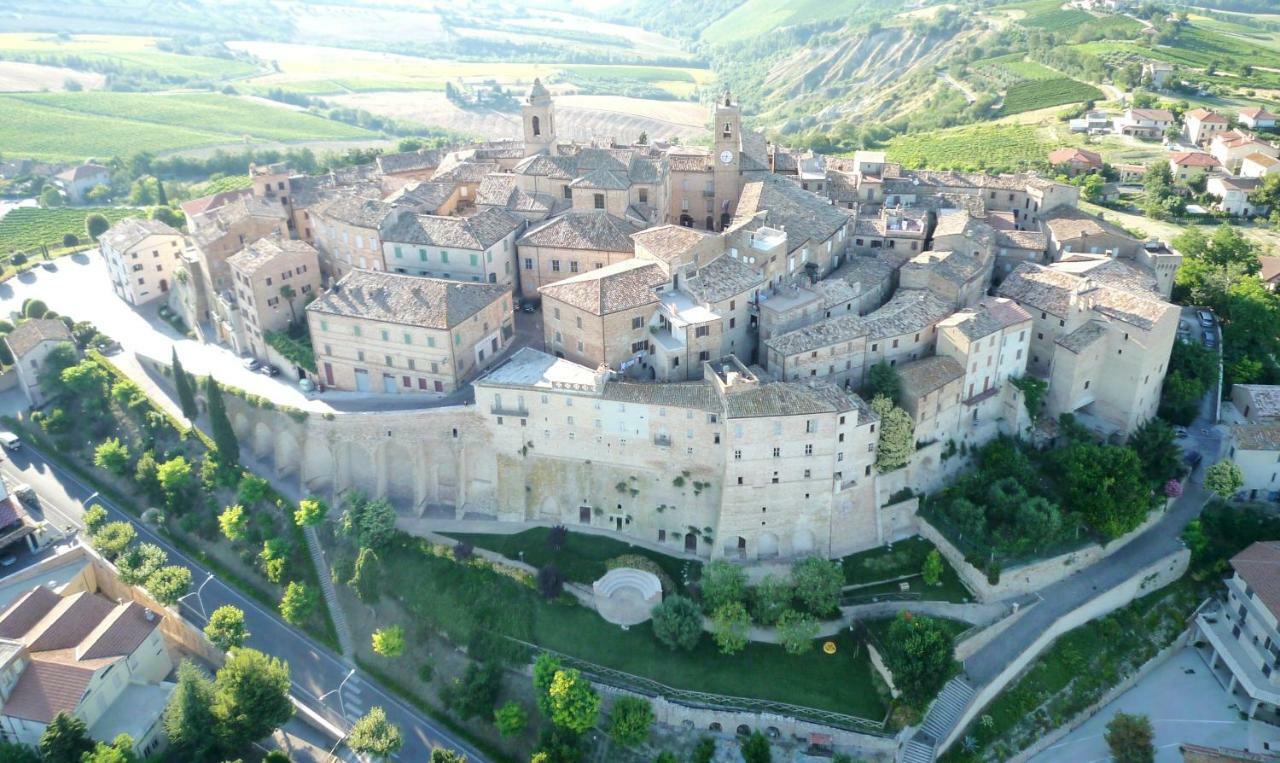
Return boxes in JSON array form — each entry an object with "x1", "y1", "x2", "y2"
[
  {"x1": 155, "y1": 177, "x2": 168, "y2": 207},
  {"x1": 172, "y1": 348, "x2": 197, "y2": 420},
  {"x1": 204, "y1": 375, "x2": 239, "y2": 465},
  {"x1": 870, "y1": 395, "x2": 915, "y2": 473}
]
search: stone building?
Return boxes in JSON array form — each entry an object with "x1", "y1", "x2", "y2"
[
  {"x1": 98, "y1": 218, "x2": 184, "y2": 306},
  {"x1": 380, "y1": 207, "x2": 523, "y2": 287},
  {"x1": 307, "y1": 270, "x2": 513, "y2": 394},
  {"x1": 516, "y1": 211, "x2": 646, "y2": 299},
  {"x1": 539, "y1": 259, "x2": 669, "y2": 372},
  {"x1": 4, "y1": 319, "x2": 74, "y2": 409},
  {"x1": 225, "y1": 236, "x2": 321, "y2": 359}
]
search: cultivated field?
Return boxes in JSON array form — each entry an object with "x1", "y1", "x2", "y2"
[
  {"x1": 0, "y1": 33, "x2": 258, "y2": 80},
  {"x1": 329, "y1": 91, "x2": 709, "y2": 144},
  {"x1": 0, "y1": 91, "x2": 376, "y2": 161},
  {"x1": 0, "y1": 60, "x2": 102, "y2": 91},
  {"x1": 883, "y1": 122, "x2": 1053, "y2": 171},
  {"x1": 0, "y1": 206, "x2": 141, "y2": 254},
  {"x1": 702, "y1": 0, "x2": 893, "y2": 45},
  {"x1": 998, "y1": 78, "x2": 1104, "y2": 117}
]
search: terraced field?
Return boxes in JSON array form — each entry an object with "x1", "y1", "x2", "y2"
[
  {"x1": 998, "y1": 77, "x2": 1103, "y2": 116},
  {"x1": 0, "y1": 92, "x2": 376, "y2": 161}
]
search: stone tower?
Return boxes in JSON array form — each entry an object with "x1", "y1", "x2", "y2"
[
  {"x1": 712, "y1": 91, "x2": 741, "y2": 231},
  {"x1": 522, "y1": 78, "x2": 556, "y2": 157}
]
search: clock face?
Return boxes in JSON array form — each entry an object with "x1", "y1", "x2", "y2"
[{"x1": 719, "y1": 150, "x2": 734, "y2": 165}]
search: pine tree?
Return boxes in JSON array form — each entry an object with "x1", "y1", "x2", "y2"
[
  {"x1": 172, "y1": 348, "x2": 198, "y2": 420},
  {"x1": 204, "y1": 374, "x2": 239, "y2": 464}
]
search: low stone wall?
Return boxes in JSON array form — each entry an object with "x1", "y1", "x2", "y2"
[
  {"x1": 1006, "y1": 629, "x2": 1192, "y2": 763},
  {"x1": 866, "y1": 642, "x2": 900, "y2": 699},
  {"x1": 917, "y1": 507, "x2": 1166, "y2": 603},
  {"x1": 939, "y1": 547, "x2": 1190, "y2": 753}
]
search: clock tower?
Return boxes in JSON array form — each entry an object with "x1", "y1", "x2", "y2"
[{"x1": 712, "y1": 91, "x2": 741, "y2": 231}]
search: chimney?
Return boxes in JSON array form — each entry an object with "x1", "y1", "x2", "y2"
[{"x1": 144, "y1": 608, "x2": 155, "y2": 622}]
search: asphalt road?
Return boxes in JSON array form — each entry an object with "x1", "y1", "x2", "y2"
[{"x1": 0, "y1": 441, "x2": 487, "y2": 763}]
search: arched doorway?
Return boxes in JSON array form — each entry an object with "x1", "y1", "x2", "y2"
[
  {"x1": 684, "y1": 533, "x2": 697, "y2": 552},
  {"x1": 758, "y1": 532, "x2": 779, "y2": 559}
]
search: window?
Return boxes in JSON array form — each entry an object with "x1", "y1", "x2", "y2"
[
  {"x1": 638, "y1": 188, "x2": 648, "y2": 204},
  {"x1": 632, "y1": 316, "x2": 644, "y2": 330},
  {"x1": 734, "y1": 449, "x2": 742, "y2": 460},
  {"x1": 631, "y1": 340, "x2": 647, "y2": 353},
  {"x1": 772, "y1": 447, "x2": 781, "y2": 458},
  {"x1": 805, "y1": 444, "x2": 813, "y2": 455},
  {"x1": 381, "y1": 329, "x2": 390, "y2": 341},
  {"x1": 551, "y1": 260, "x2": 561, "y2": 272},
  {"x1": 698, "y1": 350, "x2": 710, "y2": 361},
  {"x1": 441, "y1": 251, "x2": 449, "y2": 263},
  {"x1": 593, "y1": 193, "x2": 605, "y2": 209},
  {"x1": 524, "y1": 257, "x2": 533, "y2": 270},
  {"x1": 570, "y1": 261, "x2": 579, "y2": 273},
  {"x1": 695, "y1": 325, "x2": 709, "y2": 338},
  {"x1": 562, "y1": 185, "x2": 572, "y2": 200}
]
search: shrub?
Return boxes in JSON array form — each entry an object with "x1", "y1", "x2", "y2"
[
  {"x1": 204, "y1": 605, "x2": 248, "y2": 651},
  {"x1": 494, "y1": 701, "x2": 528, "y2": 738},
  {"x1": 83, "y1": 503, "x2": 109, "y2": 535},
  {"x1": 749, "y1": 574, "x2": 793, "y2": 626},
  {"x1": 607, "y1": 696, "x2": 653, "y2": 746},
  {"x1": 236, "y1": 475, "x2": 270, "y2": 506},
  {"x1": 218, "y1": 505, "x2": 248, "y2": 542},
  {"x1": 710, "y1": 602, "x2": 749, "y2": 655},
  {"x1": 372, "y1": 625, "x2": 405, "y2": 657},
  {"x1": 741, "y1": 730, "x2": 772, "y2": 763},
  {"x1": 440, "y1": 662, "x2": 501, "y2": 721},
  {"x1": 790, "y1": 556, "x2": 843, "y2": 617},
  {"x1": 776, "y1": 610, "x2": 819, "y2": 655},
  {"x1": 537, "y1": 563, "x2": 564, "y2": 599},
  {"x1": 546, "y1": 524, "x2": 568, "y2": 551},
  {"x1": 91, "y1": 521, "x2": 136, "y2": 560},
  {"x1": 921, "y1": 550, "x2": 944, "y2": 587},
  {"x1": 294, "y1": 496, "x2": 328, "y2": 527},
  {"x1": 115, "y1": 542, "x2": 166, "y2": 586},
  {"x1": 92, "y1": 437, "x2": 130, "y2": 475},
  {"x1": 650, "y1": 595, "x2": 703, "y2": 651},
  {"x1": 279, "y1": 581, "x2": 316, "y2": 625},
  {"x1": 699, "y1": 559, "x2": 747, "y2": 612},
  {"x1": 546, "y1": 668, "x2": 600, "y2": 733},
  {"x1": 146, "y1": 565, "x2": 192, "y2": 605}
]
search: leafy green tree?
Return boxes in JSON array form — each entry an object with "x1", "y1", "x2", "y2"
[
  {"x1": 212, "y1": 648, "x2": 294, "y2": 752},
  {"x1": 172, "y1": 348, "x2": 198, "y2": 420},
  {"x1": 441, "y1": 662, "x2": 500, "y2": 720},
  {"x1": 776, "y1": 610, "x2": 819, "y2": 655},
  {"x1": 157, "y1": 456, "x2": 193, "y2": 498},
  {"x1": 294, "y1": 496, "x2": 328, "y2": 527},
  {"x1": 871, "y1": 395, "x2": 915, "y2": 473},
  {"x1": 1129, "y1": 418, "x2": 1181, "y2": 484},
  {"x1": 349, "y1": 546, "x2": 382, "y2": 603},
  {"x1": 740, "y1": 730, "x2": 772, "y2": 763},
  {"x1": 791, "y1": 557, "x2": 842, "y2": 617},
  {"x1": 1052, "y1": 443, "x2": 1154, "y2": 538},
  {"x1": 39, "y1": 712, "x2": 93, "y2": 763},
  {"x1": 22, "y1": 298, "x2": 48, "y2": 319},
  {"x1": 650, "y1": 594, "x2": 703, "y2": 651},
  {"x1": 91, "y1": 438, "x2": 131, "y2": 479},
  {"x1": 134, "y1": 450, "x2": 161, "y2": 501},
  {"x1": 692, "y1": 737, "x2": 716, "y2": 763},
  {"x1": 749, "y1": 574, "x2": 793, "y2": 626},
  {"x1": 91, "y1": 521, "x2": 136, "y2": 560},
  {"x1": 86, "y1": 213, "x2": 110, "y2": 241},
  {"x1": 115, "y1": 542, "x2": 166, "y2": 586},
  {"x1": 259, "y1": 539, "x2": 289, "y2": 584},
  {"x1": 146, "y1": 565, "x2": 192, "y2": 605},
  {"x1": 921, "y1": 549, "x2": 944, "y2": 586},
  {"x1": 1105, "y1": 712, "x2": 1154, "y2": 763},
  {"x1": 865, "y1": 361, "x2": 902, "y2": 405},
  {"x1": 0, "y1": 741, "x2": 40, "y2": 763},
  {"x1": 607, "y1": 696, "x2": 653, "y2": 746},
  {"x1": 547, "y1": 668, "x2": 600, "y2": 733},
  {"x1": 1080, "y1": 173, "x2": 1106, "y2": 203},
  {"x1": 372, "y1": 625, "x2": 405, "y2": 657},
  {"x1": 699, "y1": 559, "x2": 747, "y2": 612},
  {"x1": 84, "y1": 503, "x2": 109, "y2": 535},
  {"x1": 341, "y1": 495, "x2": 398, "y2": 550},
  {"x1": 710, "y1": 602, "x2": 749, "y2": 655},
  {"x1": 39, "y1": 186, "x2": 63, "y2": 208},
  {"x1": 532, "y1": 653, "x2": 561, "y2": 716},
  {"x1": 1011, "y1": 375, "x2": 1048, "y2": 420},
  {"x1": 1205, "y1": 459, "x2": 1244, "y2": 498},
  {"x1": 81, "y1": 734, "x2": 137, "y2": 763},
  {"x1": 60, "y1": 360, "x2": 110, "y2": 407},
  {"x1": 347, "y1": 707, "x2": 404, "y2": 761},
  {"x1": 205, "y1": 375, "x2": 239, "y2": 464},
  {"x1": 494, "y1": 701, "x2": 528, "y2": 738},
  {"x1": 263, "y1": 752, "x2": 292, "y2": 763},
  {"x1": 430, "y1": 750, "x2": 467, "y2": 763},
  {"x1": 37, "y1": 342, "x2": 76, "y2": 396},
  {"x1": 205, "y1": 605, "x2": 249, "y2": 651},
  {"x1": 279, "y1": 581, "x2": 316, "y2": 625},
  {"x1": 219, "y1": 505, "x2": 248, "y2": 542},
  {"x1": 882, "y1": 612, "x2": 959, "y2": 708},
  {"x1": 236, "y1": 475, "x2": 270, "y2": 506}
]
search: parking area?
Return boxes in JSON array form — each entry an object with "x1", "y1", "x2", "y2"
[{"x1": 1032, "y1": 647, "x2": 1268, "y2": 763}]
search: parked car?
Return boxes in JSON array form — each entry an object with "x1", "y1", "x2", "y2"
[
  {"x1": 0, "y1": 555, "x2": 16, "y2": 568},
  {"x1": 1174, "y1": 426, "x2": 1189, "y2": 439},
  {"x1": 258, "y1": 364, "x2": 281, "y2": 377},
  {"x1": 241, "y1": 357, "x2": 263, "y2": 372},
  {"x1": 0, "y1": 432, "x2": 20, "y2": 451},
  {"x1": 12, "y1": 484, "x2": 35, "y2": 507},
  {"x1": 1203, "y1": 330, "x2": 1217, "y2": 348},
  {"x1": 1185, "y1": 450, "x2": 1203, "y2": 469},
  {"x1": 520, "y1": 299, "x2": 538, "y2": 314},
  {"x1": 95, "y1": 339, "x2": 122, "y2": 355},
  {"x1": 1198, "y1": 310, "x2": 1214, "y2": 327}
]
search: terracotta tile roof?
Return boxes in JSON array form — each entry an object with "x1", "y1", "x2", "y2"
[
  {"x1": 1244, "y1": 153, "x2": 1280, "y2": 169},
  {"x1": 99, "y1": 217, "x2": 179, "y2": 253},
  {"x1": 181, "y1": 188, "x2": 251, "y2": 217},
  {"x1": 1041, "y1": 205, "x2": 1135, "y2": 243},
  {"x1": 632, "y1": 225, "x2": 713, "y2": 262},
  {"x1": 1, "y1": 658, "x2": 101, "y2": 723},
  {"x1": 307, "y1": 270, "x2": 509, "y2": 329},
  {"x1": 1231, "y1": 542, "x2": 1280, "y2": 617},
  {"x1": 1258, "y1": 255, "x2": 1280, "y2": 283},
  {"x1": 0, "y1": 587, "x2": 60, "y2": 639},
  {"x1": 1048, "y1": 147, "x2": 1102, "y2": 166},
  {"x1": 537, "y1": 259, "x2": 666, "y2": 315},
  {"x1": 1231, "y1": 423, "x2": 1280, "y2": 452},
  {"x1": 1187, "y1": 108, "x2": 1227, "y2": 123},
  {"x1": 1170, "y1": 151, "x2": 1221, "y2": 168},
  {"x1": 899, "y1": 356, "x2": 964, "y2": 400},
  {"x1": 1128, "y1": 108, "x2": 1174, "y2": 123},
  {"x1": 78, "y1": 602, "x2": 159, "y2": 660},
  {"x1": 1241, "y1": 107, "x2": 1277, "y2": 121},
  {"x1": 682, "y1": 255, "x2": 763, "y2": 305},
  {"x1": 517, "y1": 211, "x2": 644, "y2": 252},
  {"x1": 27, "y1": 592, "x2": 116, "y2": 652},
  {"x1": 4, "y1": 318, "x2": 72, "y2": 358},
  {"x1": 55, "y1": 163, "x2": 109, "y2": 183},
  {"x1": 1056, "y1": 320, "x2": 1108, "y2": 353},
  {"x1": 722, "y1": 381, "x2": 870, "y2": 419},
  {"x1": 733, "y1": 175, "x2": 852, "y2": 254}
]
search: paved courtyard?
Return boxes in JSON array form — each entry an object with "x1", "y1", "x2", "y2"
[
  {"x1": 0, "y1": 251, "x2": 542, "y2": 414},
  {"x1": 1032, "y1": 647, "x2": 1266, "y2": 763}
]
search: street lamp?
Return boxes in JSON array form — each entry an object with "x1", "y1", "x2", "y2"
[
  {"x1": 319, "y1": 668, "x2": 356, "y2": 721},
  {"x1": 178, "y1": 572, "x2": 215, "y2": 620}
]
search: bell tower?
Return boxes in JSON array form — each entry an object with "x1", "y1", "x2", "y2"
[
  {"x1": 522, "y1": 78, "x2": 555, "y2": 157},
  {"x1": 712, "y1": 91, "x2": 741, "y2": 231}
]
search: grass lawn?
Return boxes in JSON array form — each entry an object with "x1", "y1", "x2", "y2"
[
  {"x1": 0, "y1": 206, "x2": 142, "y2": 254},
  {"x1": 0, "y1": 92, "x2": 376, "y2": 161},
  {"x1": 839, "y1": 537, "x2": 973, "y2": 603},
  {"x1": 444, "y1": 526, "x2": 701, "y2": 594},
  {"x1": 379, "y1": 535, "x2": 886, "y2": 721}
]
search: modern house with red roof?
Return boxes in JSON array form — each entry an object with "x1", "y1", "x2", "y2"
[{"x1": 1195, "y1": 541, "x2": 1280, "y2": 727}]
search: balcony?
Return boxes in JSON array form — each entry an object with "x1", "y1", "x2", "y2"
[
  {"x1": 653, "y1": 434, "x2": 672, "y2": 447},
  {"x1": 489, "y1": 405, "x2": 528, "y2": 418},
  {"x1": 702, "y1": 189, "x2": 715, "y2": 198},
  {"x1": 1196, "y1": 601, "x2": 1280, "y2": 707}
]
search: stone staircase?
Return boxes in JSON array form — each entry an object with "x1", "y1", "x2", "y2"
[
  {"x1": 899, "y1": 676, "x2": 976, "y2": 763},
  {"x1": 304, "y1": 524, "x2": 356, "y2": 658}
]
